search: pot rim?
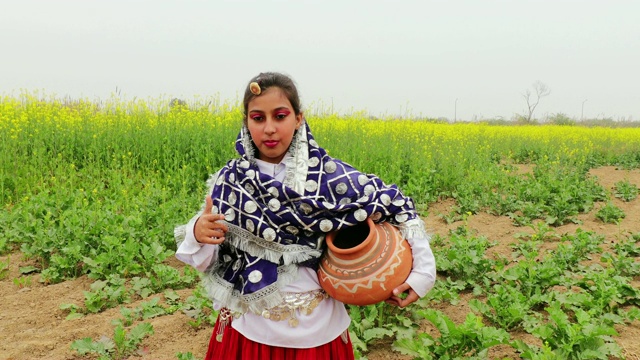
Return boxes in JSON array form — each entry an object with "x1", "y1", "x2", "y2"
[{"x1": 325, "y1": 217, "x2": 374, "y2": 255}]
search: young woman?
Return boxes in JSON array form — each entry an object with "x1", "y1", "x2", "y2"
[{"x1": 175, "y1": 72, "x2": 436, "y2": 359}]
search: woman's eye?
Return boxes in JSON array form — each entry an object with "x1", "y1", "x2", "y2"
[
  {"x1": 275, "y1": 111, "x2": 290, "y2": 119},
  {"x1": 250, "y1": 115, "x2": 264, "y2": 121}
]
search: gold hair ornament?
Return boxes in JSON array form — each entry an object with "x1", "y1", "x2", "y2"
[{"x1": 249, "y1": 82, "x2": 261, "y2": 95}]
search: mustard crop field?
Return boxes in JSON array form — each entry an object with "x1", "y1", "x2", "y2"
[{"x1": 1, "y1": 95, "x2": 639, "y2": 359}]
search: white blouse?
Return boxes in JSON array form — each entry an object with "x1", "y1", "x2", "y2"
[{"x1": 176, "y1": 158, "x2": 437, "y2": 348}]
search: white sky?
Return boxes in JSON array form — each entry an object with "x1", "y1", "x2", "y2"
[{"x1": 1, "y1": 0, "x2": 639, "y2": 120}]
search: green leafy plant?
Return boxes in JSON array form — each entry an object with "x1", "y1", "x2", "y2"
[
  {"x1": 438, "y1": 210, "x2": 463, "y2": 224},
  {"x1": 61, "y1": 271, "x2": 195, "y2": 319},
  {"x1": 602, "y1": 234, "x2": 640, "y2": 276},
  {"x1": 514, "y1": 221, "x2": 561, "y2": 242},
  {"x1": 422, "y1": 278, "x2": 466, "y2": 305},
  {"x1": 572, "y1": 266, "x2": 640, "y2": 315},
  {"x1": 509, "y1": 239, "x2": 543, "y2": 259},
  {"x1": 84, "y1": 275, "x2": 131, "y2": 313},
  {"x1": 520, "y1": 202, "x2": 547, "y2": 224},
  {"x1": 434, "y1": 230, "x2": 498, "y2": 292},
  {"x1": 504, "y1": 161, "x2": 607, "y2": 226},
  {"x1": 163, "y1": 288, "x2": 183, "y2": 314},
  {"x1": 347, "y1": 301, "x2": 417, "y2": 357},
  {"x1": 13, "y1": 276, "x2": 32, "y2": 288},
  {"x1": 551, "y1": 229, "x2": 604, "y2": 270},
  {"x1": 112, "y1": 297, "x2": 168, "y2": 327},
  {"x1": 130, "y1": 276, "x2": 154, "y2": 299},
  {"x1": 137, "y1": 297, "x2": 169, "y2": 319},
  {"x1": 176, "y1": 352, "x2": 199, "y2": 360},
  {"x1": 500, "y1": 248, "x2": 564, "y2": 301},
  {"x1": 71, "y1": 322, "x2": 154, "y2": 360},
  {"x1": 428, "y1": 233, "x2": 446, "y2": 248},
  {"x1": 601, "y1": 252, "x2": 640, "y2": 277},
  {"x1": 59, "y1": 303, "x2": 84, "y2": 320},
  {"x1": 147, "y1": 263, "x2": 198, "y2": 291},
  {"x1": 508, "y1": 211, "x2": 534, "y2": 227},
  {"x1": 595, "y1": 202, "x2": 625, "y2": 224},
  {"x1": 613, "y1": 180, "x2": 639, "y2": 201},
  {"x1": 469, "y1": 284, "x2": 534, "y2": 331},
  {"x1": 349, "y1": 304, "x2": 395, "y2": 356},
  {"x1": 614, "y1": 233, "x2": 640, "y2": 256},
  {"x1": 181, "y1": 283, "x2": 217, "y2": 329},
  {"x1": 393, "y1": 309, "x2": 511, "y2": 359},
  {"x1": 519, "y1": 301, "x2": 622, "y2": 359}
]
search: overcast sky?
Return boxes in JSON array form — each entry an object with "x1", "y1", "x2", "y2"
[{"x1": 1, "y1": 0, "x2": 639, "y2": 121}]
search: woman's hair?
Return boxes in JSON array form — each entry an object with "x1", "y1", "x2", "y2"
[{"x1": 243, "y1": 72, "x2": 302, "y2": 119}]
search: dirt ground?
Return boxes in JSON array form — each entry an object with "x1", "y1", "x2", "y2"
[{"x1": 1, "y1": 166, "x2": 639, "y2": 360}]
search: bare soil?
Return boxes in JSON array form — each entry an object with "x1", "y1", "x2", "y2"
[{"x1": 2, "y1": 166, "x2": 639, "y2": 360}]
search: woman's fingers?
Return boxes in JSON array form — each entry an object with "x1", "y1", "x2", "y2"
[
  {"x1": 200, "y1": 213, "x2": 226, "y2": 224},
  {"x1": 200, "y1": 214, "x2": 228, "y2": 231},
  {"x1": 393, "y1": 282, "x2": 411, "y2": 296},
  {"x1": 195, "y1": 214, "x2": 228, "y2": 244},
  {"x1": 204, "y1": 228, "x2": 226, "y2": 239},
  {"x1": 203, "y1": 218, "x2": 227, "y2": 244},
  {"x1": 386, "y1": 283, "x2": 419, "y2": 308},
  {"x1": 198, "y1": 230, "x2": 225, "y2": 244}
]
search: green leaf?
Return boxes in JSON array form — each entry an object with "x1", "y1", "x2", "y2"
[
  {"x1": 128, "y1": 322, "x2": 154, "y2": 343},
  {"x1": 349, "y1": 330, "x2": 367, "y2": 353},
  {"x1": 393, "y1": 335, "x2": 434, "y2": 359},
  {"x1": 70, "y1": 337, "x2": 96, "y2": 355},
  {"x1": 70, "y1": 336, "x2": 114, "y2": 356},
  {"x1": 113, "y1": 324, "x2": 126, "y2": 350},
  {"x1": 363, "y1": 328, "x2": 393, "y2": 342},
  {"x1": 65, "y1": 312, "x2": 84, "y2": 320},
  {"x1": 421, "y1": 309, "x2": 453, "y2": 337},
  {"x1": 19, "y1": 266, "x2": 39, "y2": 274}
]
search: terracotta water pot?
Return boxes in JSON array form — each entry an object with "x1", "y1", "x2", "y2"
[{"x1": 317, "y1": 218, "x2": 413, "y2": 306}]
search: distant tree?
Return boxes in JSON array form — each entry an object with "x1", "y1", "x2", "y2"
[
  {"x1": 548, "y1": 112, "x2": 576, "y2": 126},
  {"x1": 170, "y1": 98, "x2": 187, "y2": 109},
  {"x1": 521, "y1": 81, "x2": 550, "y2": 123}
]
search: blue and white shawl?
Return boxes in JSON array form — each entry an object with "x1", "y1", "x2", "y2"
[{"x1": 180, "y1": 121, "x2": 426, "y2": 315}]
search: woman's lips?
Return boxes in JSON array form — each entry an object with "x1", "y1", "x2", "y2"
[{"x1": 264, "y1": 140, "x2": 279, "y2": 148}]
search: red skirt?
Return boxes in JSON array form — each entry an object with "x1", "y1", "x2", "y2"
[{"x1": 205, "y1": 314, "x2": 355, "y2": 360}]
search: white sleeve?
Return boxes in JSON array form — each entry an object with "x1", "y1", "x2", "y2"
[
  {"x1": 174, "y1": 171, "x2": 221, "y2": 272},
  {"x1": 404, "y1": 231, "x2": 437, "y2": 298}
]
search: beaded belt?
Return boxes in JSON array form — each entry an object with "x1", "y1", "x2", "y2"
[
  {"x1": 216, "y1": 289, "x2": 329, "y2": 342},
  {"x1": 260, "y1": 289, "x2": 328, "y2": 327}
]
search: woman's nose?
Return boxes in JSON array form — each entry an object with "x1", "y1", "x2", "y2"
[{"x1": 264, "y1": 118, "x2": 276, "y2": 134}]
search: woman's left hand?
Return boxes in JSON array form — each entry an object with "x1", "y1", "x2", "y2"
[{"x1": 385, "y1": 282, "x2": 419, "y2": 308}]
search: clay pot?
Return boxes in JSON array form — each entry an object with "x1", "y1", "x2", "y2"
[{"x1": 317, "y1": 218, "x2": 413, "y2": 306}]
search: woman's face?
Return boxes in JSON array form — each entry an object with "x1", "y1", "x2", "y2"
[{"x1": 246, "y1": 87, "x2": 303, "y2": 164}]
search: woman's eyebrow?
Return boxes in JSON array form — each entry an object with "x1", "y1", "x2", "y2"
[{"x1": 250, "y1": 106, "x2": 290, "y2": 113}]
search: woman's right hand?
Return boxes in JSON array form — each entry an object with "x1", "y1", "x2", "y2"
[{"x1": 194, "y1": 196, "x2": 228, "y2": 244}]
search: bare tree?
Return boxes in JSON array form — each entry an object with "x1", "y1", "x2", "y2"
[{"x1": 521, "y1": 81, "x2": 550, "y2": 123}]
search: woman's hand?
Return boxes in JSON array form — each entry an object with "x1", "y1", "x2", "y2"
[
  {"x1": 194, "y1": 196, "x2": 228, "y2": 245},
  {"x1": 385, "y1": 282, "x2": 419, "y2": 308}
]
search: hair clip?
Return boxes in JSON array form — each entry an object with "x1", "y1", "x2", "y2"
[{"x1": 249, "y1": 82, "x2": 261, "y2": 95}]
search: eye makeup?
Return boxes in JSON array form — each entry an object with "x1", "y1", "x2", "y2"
[
  {"x1": 275, "y1": 109, "x2": 291, "y2": 117},
  {"x1": 249, "y1": 112, "x2": 264, "y2": 121}
]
